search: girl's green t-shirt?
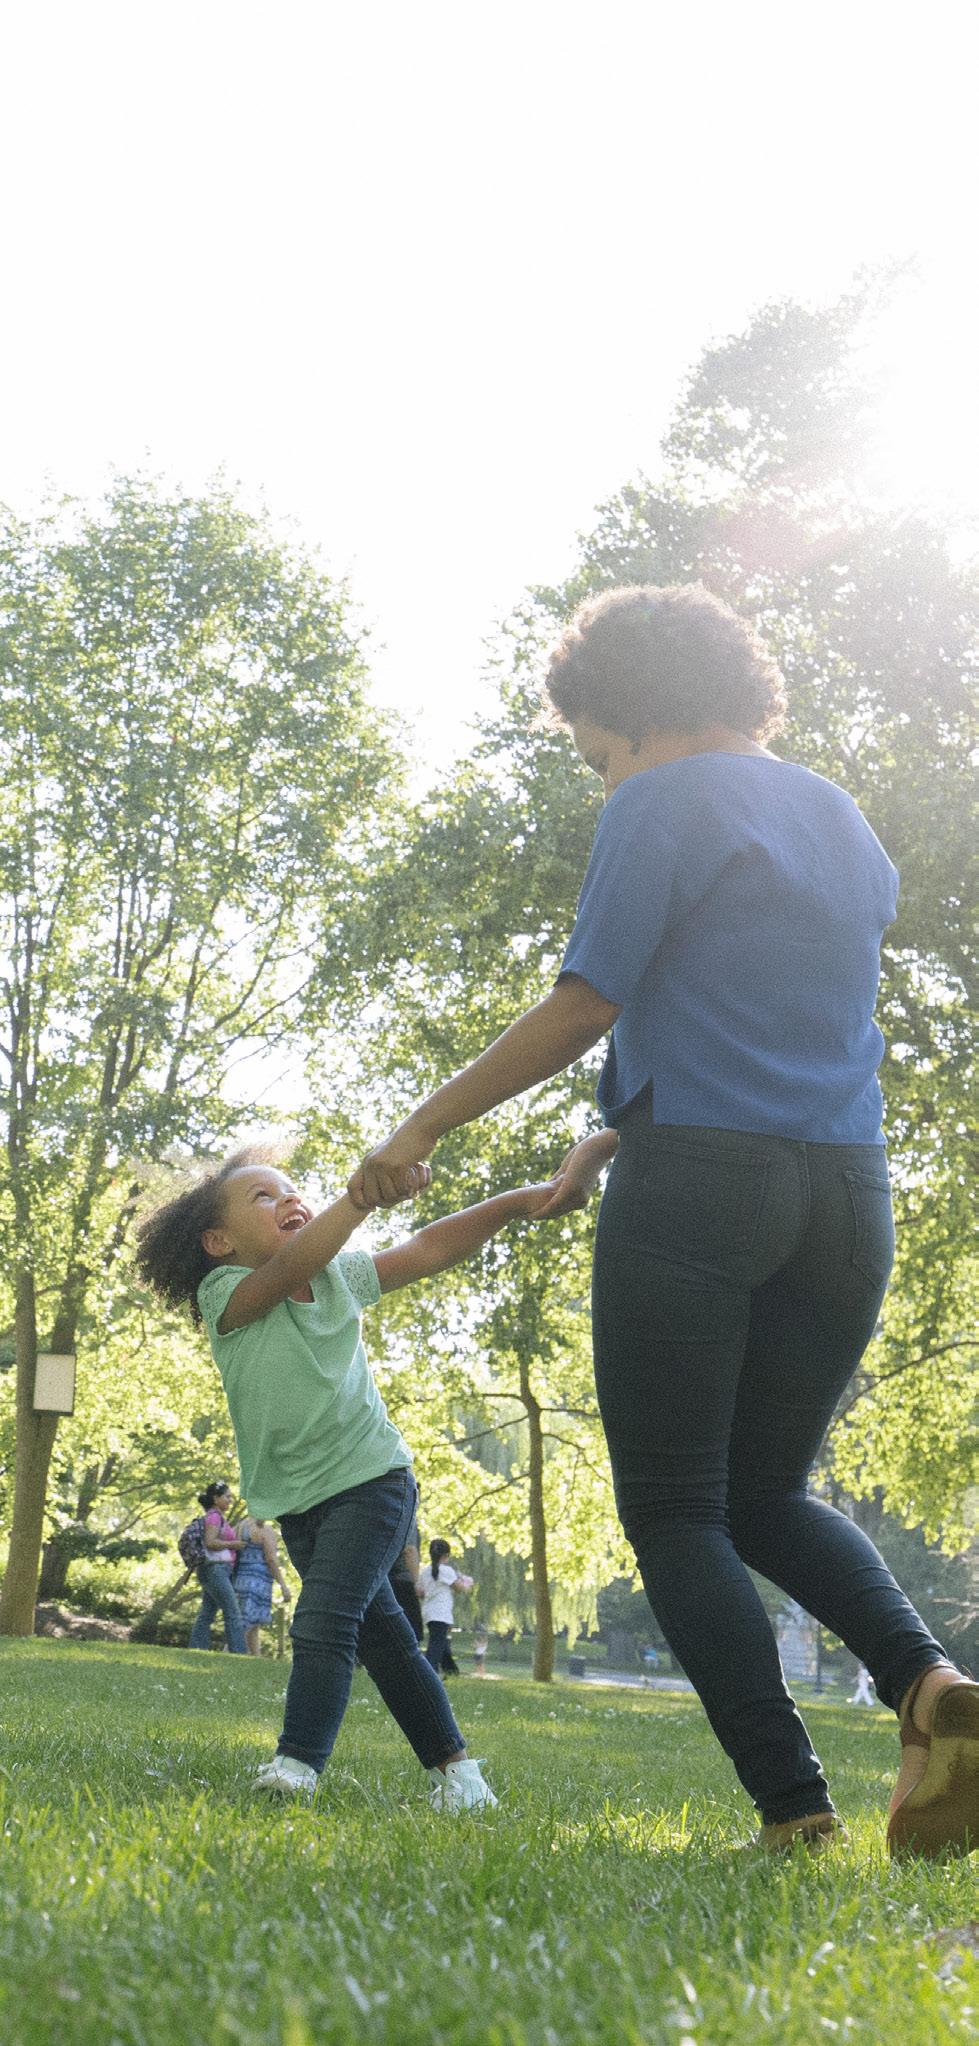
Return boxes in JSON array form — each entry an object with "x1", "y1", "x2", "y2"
[{"x1": 197, "y1": 1251, "x2": 411, "y2": 1519}]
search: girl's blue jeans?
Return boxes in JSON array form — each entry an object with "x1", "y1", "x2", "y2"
[
  {"x1": 189, "y1": 1560, "x2": 247, "y2": 1654},
  {"x1": 593, "y1": 1110, "x2": 948, "y2": 1828},
  {"x1": 277, "y1": 1468, "x2": 466, "y2": 1774}
]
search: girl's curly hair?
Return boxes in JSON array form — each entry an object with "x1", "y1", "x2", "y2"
[
  {"x1": 135, "y1": 1147, "x2": 271, "y2": 1325},
  {"x1": 544, "y1": 583, "x2": 787, "y2": 745}
]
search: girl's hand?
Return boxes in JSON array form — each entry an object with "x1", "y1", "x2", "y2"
[{"x1": 509, "y1": 1178, "x2": 563, "y2": 1220}]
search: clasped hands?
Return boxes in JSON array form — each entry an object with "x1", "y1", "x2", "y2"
[{"x1": 347, "y1": 1127, "x2": 618, "y2": 1219}]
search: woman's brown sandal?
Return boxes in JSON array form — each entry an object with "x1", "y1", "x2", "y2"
[{"x1": 887, "y1": 1668, "x2": 979, "y2": 1860}]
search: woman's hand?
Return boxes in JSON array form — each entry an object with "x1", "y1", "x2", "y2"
[
  {"x1": 349, "y1": 1124, "x2": 436, "y2": 1210},
  {"x1": 532, "y1": 1130, "x2": 619, "y2": 1218}
]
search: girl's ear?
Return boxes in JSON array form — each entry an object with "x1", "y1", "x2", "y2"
[{"x1": 202, "y1": 1227, "x2": 233, "y2": 1257}]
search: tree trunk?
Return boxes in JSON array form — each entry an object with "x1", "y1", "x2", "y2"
[
  {"x1": 0, "y1": 1268, "x2": 59, "y2": 1635},
  {"x1": 521, "y1": 1358, "x2": 554, "y2": 1683},
  {"x1": 36, "y1": 1461, "x2": 107, "y2": 1603},
  {"x1": 130, "y1": 1569, "x2": 195, "y2": 1643},
  {"x1": 37, "y1": 1533, "x2": 73, "y2": 1603}
]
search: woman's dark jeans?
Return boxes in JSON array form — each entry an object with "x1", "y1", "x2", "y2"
[
  {"x1": 593, "y1": 1113, "x2": 947, "y2": 1826},
  {"x1": 277, "y1": 1468, "x2": 466, "y2": 1775},
  {"x1": 189, "y1": 1560, "x2": 246, "y2": 1654}
]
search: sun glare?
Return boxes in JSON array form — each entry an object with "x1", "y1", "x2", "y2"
[{"x1": 860, "y1": 274, "x2": 979, "y2": 523}]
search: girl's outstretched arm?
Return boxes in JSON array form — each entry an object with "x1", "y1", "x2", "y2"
[
  {"x1": 216, "y1": 1168, "x2": 430, "y2": 1332},
  {"x1": 372, "y1": 1181, "x2": 560, "y2": 1296}
]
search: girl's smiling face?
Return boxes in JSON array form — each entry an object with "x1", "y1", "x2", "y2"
[{"x1": 201, "y1": 1166, "x2": 312, "y2": 1269}]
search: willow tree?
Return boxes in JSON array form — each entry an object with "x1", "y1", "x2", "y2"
[{"x1": 0, "y1": 477, "x2": 398, "y2": 1632}]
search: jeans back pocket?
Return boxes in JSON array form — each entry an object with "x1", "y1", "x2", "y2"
[
  {"x1": 624, "y1": 1133, "x2": 772, "y2": 1269},
  {"x1": 844, "y1": 1169, "x2": 895, "y2": 1290}
]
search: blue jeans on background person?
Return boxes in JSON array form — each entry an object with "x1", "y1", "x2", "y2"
[
  {"x1": 189, "y1": 1559, "x2": 247, "y2": 1654},
  {"x1": 593, "y1": 1106, "x2": 948, "y2": 1829},
  {"x1": 425, "y1": 1620, "x2": 451, "y2": 1671},
  {"x1": 277, "y1": 1468, "x2": 466, "y2": 1775}
]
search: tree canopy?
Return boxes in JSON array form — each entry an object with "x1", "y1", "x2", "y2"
[{"x1": 0, "y1": 476, "x2": 400, "y2": 1630}]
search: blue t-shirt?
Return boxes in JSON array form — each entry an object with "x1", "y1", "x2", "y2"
[{"x1": 559, "y1": 753, "x2": 898, "y2": 1143}]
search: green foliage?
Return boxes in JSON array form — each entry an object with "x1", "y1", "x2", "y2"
[
  {"x1": 0, "y1": 475, "x2": 402, "y2": 1616},
  {"x1": 489, "y1": 281, "x2": 979, "y2": 1544}
]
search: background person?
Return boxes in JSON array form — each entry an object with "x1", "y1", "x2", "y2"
[
  {"x1": 388, "y1": 1495, "x2": 424, "y2": 1642},
  {"x1": 419, "y1": 1539, "x2": 473, "y2": 1675},
  {"x1": 351, "y1": 582, "x2": 978, "y2": 1858},
  {"x1": 189, "y1": 1481, "x2": 247, "y2": 1655},
  {"x1": 850, "y1": 1664, "x2": 876, "y2": 1707},
  {"x1": 235, "y1": 1513, "x2": 292, "y2": 1655}
]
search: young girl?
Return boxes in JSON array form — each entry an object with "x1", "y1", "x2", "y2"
[
  {"x1": 136, "y1": 1149, "x2": 560, "y2": 1810},
  {"x1": 419, "y1": 1538, "x2": 473, "y2": 1674}
]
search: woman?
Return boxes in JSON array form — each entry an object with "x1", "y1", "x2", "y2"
[
  {"x1": 234, "y1": 1513, "x2": 292, "y2": 1655},
  {"x1": 189, "y1": 1480, "x2": 247, "y2": 1655},
  {"x1": 351, "y1": 582, "x2": 978, "y2": 1856},
  {"x1": 419, "y1": 1539, "x2": 473, "y2": 1674}
]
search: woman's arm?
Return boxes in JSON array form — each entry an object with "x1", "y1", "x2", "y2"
[
  {"x1": 350, "y1": 977, "x2": 620, "y2": 1208},
  {"x1": 203, "y1": 1518, "x2": 243, "y2": 1553}
]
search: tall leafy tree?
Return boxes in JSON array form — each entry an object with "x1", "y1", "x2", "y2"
[
  {"x1": 331, "y1": 275, "x2": 975, "y2": 1686},
  {"x1": 525, "y1": 286, "x2": 976, "y2": 1544},
  {"x1": 0, "y1": 478, "x2": 398, "y2": 1631},
  {"x1": 304, "y1": 708, "x2": 629, "y2": 1680}
]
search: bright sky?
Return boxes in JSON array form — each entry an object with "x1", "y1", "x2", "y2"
[{"x1": 1, "y1": 1, "x2": 975, "y2": 768}]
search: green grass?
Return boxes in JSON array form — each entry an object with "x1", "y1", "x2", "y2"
[{"x1": 0, "y1": 1642, "x2": 974, "y2": 2045}]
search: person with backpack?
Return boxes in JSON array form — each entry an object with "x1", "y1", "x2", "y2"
[{"x1": 186, "y1": 1481, "x2": 247, "y2": 1654}]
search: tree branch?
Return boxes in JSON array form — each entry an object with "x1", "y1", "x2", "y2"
[{"x1": 834, "y1": 1337, "x2": 975, "y2": 1423}]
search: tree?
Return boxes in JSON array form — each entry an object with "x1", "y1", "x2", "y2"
[
  {"x1": 517, "y1": 281, "x2": 977, "y2": 1544},
  {"x1": 303, "y1": 696, "x2": 629, "y2": 1679},
  {"x1": 0, "y1": 477, "x2": 399, "y2": 1631},
  {"x1": 320, "y1": 276, "x2": 975, "y2": 1683}
]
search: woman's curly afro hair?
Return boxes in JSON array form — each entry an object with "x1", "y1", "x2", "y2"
[{"x1": 544, "y1": 582, "x2": 787, "y2": 745}]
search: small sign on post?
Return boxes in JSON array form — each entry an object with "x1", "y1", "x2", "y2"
[{"x1": 33, "y1": 1353, "x2": 77, "y2": 1416}]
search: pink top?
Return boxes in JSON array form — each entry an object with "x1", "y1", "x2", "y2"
[{"x1": 204, "y1": 1509, "x2": 236, "y2": 1565}]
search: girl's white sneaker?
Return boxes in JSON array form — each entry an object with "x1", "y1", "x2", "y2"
[
  {"x1": 252, "y1": 1754, "x2": 318, "y2": 1801},
  {"x1": 428, "y1": 1758, "x2": 498, "y2": 1811}
]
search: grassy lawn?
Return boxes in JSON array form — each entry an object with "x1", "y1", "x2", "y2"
[{"x1": 0, "y1": 1641, "x2": 974, "y2": 2045}]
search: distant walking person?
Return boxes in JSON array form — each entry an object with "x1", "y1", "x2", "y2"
[
  {"x1": 189, "y1": 1481, "x2": 247, "y2": 1655},
  {"x1": 850, "y1": 1665, "x2": 876, "y2": 1707},
  {"x1": 420, "y1": 1540, "x2": 473, "y2": 1675},
  {"x1": 235, "y1": 1514, "x2": 292, "y2": 1656}
]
